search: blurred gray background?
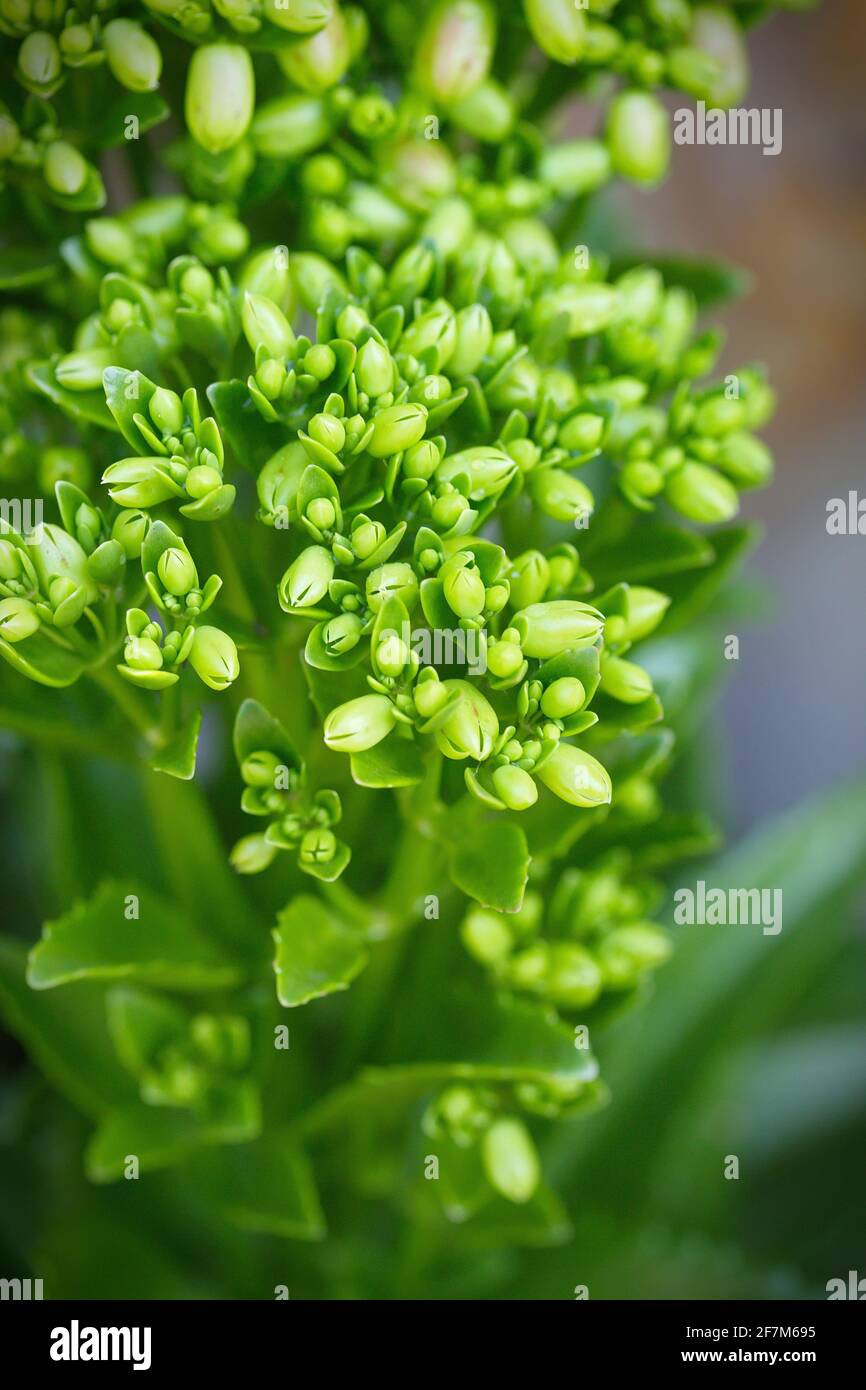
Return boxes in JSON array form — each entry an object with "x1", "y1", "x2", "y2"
[{"x1": 596, "y1": 1, "x2": 866, "y2": 833}]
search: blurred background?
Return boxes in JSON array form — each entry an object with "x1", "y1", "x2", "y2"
[{"x1": 612, "y1": 0, "x2": 866, "y2": 834}]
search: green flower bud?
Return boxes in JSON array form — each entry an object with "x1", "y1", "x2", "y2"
[
  {"x1": 324, "y1": 693, "x2": 396, "y2": 752},
  {"x1": 492, "y1": 763, "x2": 538, "y2": 811},
  {"x1": 486, "y1": 639, "x2": 524, "y2": 680},
  {"x1": 664, "y1": 461, "x2": 739, "y2": 524},
  {"x1": 189, "y1": 625, "x2": 240, "y2": 691},
  {"x1": 606, "y1": 89, "x2": 670, "y2": 187},
  {"x1": 277, "y1": 7, "x2": 350, "y2": 93},
  {"x1": 43, "y1": 141, "x2": 88, "y2": 197},
  {"x1": 402, "y1": 440, "x2": 440, "y2": 480},
  {"x1": 38, "y1": 445, "x2": 91, "y2": 493},
  {"x1": 434, "y1": 679, "x2": 498, "y2": 761},
  {"x1": 366, "y1": 563, "x2": 418, "y2": 611},
  {"x1": 263, "y1": 0, "x2": 335, "y2": 33},
  {"x1": 111, "y1": 510, "x2": 149, "y2": 560},
  {"x1": 400, "y1": 301, "x2": 457, "y2": 366},
  {"x1": 323, "y1": 611, "x2": 363, "y2": 655},
  {"x1": 251, "y1": 93, "x2": 332, "y2": 159},
  {"x1": 18, "y1": 32, "x2": 61, "y2": 89},
  {"x1": 529, "y1": 468, "x2": 594, "y2": 525},
  {"x1": 280, "y1": 545, "x2": 335, "y2": 608},
  {"x1": 559, "y1": 412, "x2": 606, "y2": 453},
  {"x1": 241, "y1": 750, "x2": 283, "y2": 786},
  {"x1": 375, "y1": 630, "x2": 411, "y2": 677},
  {"x1": 157, "y1": 547, "x2": 197, "y2": 597},
  {"x1": 85, "y1": 217, "x2": 136, "y2": 267},
  {"x1": 355, "y1": 337, "x2": 393, "y2": 398},
  {"x1": 415, "y1": 0, "x2": 496, "y2": 106},
  {"x1": 595, "y1": 923, "x2": 671, "y2": 989},
  {"x1": 513, "y1": 600, "x2": 604, "y2": 659},
  {"x1": 541, "y1": 676, "x2": 585, "y2": 719},
  {"x1": 186, "y1": 44, "x2": 255, "y2": 155},
  {"x1": 714, "y1": 431, "x2": 773, "y2": 488},
  {"x1": 242, "y1": 292, "x2": 295, "y2": 358},
  {"x1": 180, "y1": 264, "x2": 214, "y2": 303},
  {"x1": 299, "y1": 352, "x2": 335, "y2": 391},
  {"x1": 0, "y1": 596, "x2": 40, "y2": 642},
  {"x1": 538, "y1": 138, "x2": 611, "y2": 196},
  {"x1": 535, "y1": 281, "x2": 621, "y2": 337},
  {"x1": 60, "y1": 25, "x2": 94, "y2": 59},
  {"x1": 240, "y1": 247, "x2": 294, "y2": 316},
  {"x1": 448, "y1": 77, "x2": 514, "y2": 143},
  {"x1": 461, "y1": 907, "x2": 513, "y2": 966},
  {"x1": 437, "y1": 446, "x2": 517, "y2": 500},
  {"x1": 545, "y1": 942, "x2": 603, "y2": 1009},
  {"x1": 55, "y1": 347, "x2": 116, "y2": 391},
  {"x1": 0, "y1": 541, "x2": 23, "y2": 581},
  {"x1": 449, "y1": 304, "x2": 493, "y2": 377},
  {"x1": 688, "y1": 4, "x2": 749, "y2": 108},
  {"x1": 523, "y1": 0, "x2": 586, "y2": 65},
  {"x1": 299, "y1": 826, "x2": 338, "y2": 867},
  {"x1": 481, "y1": 1117, "x2": 540, "y2": 1205},
  {"x1": 442, "y1": 560, "x2": 486, "y2": 619},
  {"x1": 368, "y1": 404, "x2": 428, "y2": 459},
  {"x1": 185, "y1": 464, "x2": 222, "y2": 499},
  {"x1": 622, "y1": 586, "x2": 670, "y2": 642},
  {"x1": 536, "y1": 741, "x2": 611, "y2": 808},
  {"x1": 125, "y1": 636, "x2": 164, "y2": 671},
  {"x1": 103, "y1": 19, "x2": 162, "y2": 93},
  {"x1": 506, "y1": 551, "x2": 549, "y2": 610},
  {"x1": 149, "y1": 386, "x2": 184, "y2": 436},
  {"x1": 230, "y1": 833, "x2": 278, "y2": 875},
  {"x1": 601, "y1": 654, "x2": 653, "y2": 705},
  {"x1": 307, "y1": 497, "x2": 337, "y2": 531},
  {"x1": 0, "y1": 112, "x2": 20, "y2": 160}
]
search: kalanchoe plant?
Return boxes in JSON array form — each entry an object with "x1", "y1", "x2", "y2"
[{"x1": 0, "y1": 0, "x2": 818, "y2": 1285}]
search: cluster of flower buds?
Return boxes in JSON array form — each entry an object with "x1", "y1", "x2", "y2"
[
  {"x1": 230, "y1": 698, "x2": 351, "y2": 881},
  {"x1": 0, "y1": 93, "x2": 105, "y2": 210},
  {"x1": 422, "y1": 1083, "x2": 545, "y2": 1207},
  {"x1": 3, "y1": 4, "x2": 162, "y2": 100},
  {"x1": 461, "y1": 851, "x2": 671, "y2": 1017},
  {"x1": 102, "y1": 373, "x2": 235, "y2": 520},
  {"x1": 106, "y1": 984, "x2": 255, "y2": 1122}
]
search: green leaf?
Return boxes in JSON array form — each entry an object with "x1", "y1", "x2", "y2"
[
  {"x1": 85, "y1": 1086, "x2": 260, "y2": 1183},
  {"x1": 150, "y1": 710, "x2": 201, "y2": 780},
  {"x1": 26, "y1": 361, "x2": 115, "y2": 432},
  {"x1": 0, "y1": 936, "x2": 136, "y2": 1119},
  {"x1": 0, "y1": 245, "x2": 59, "y2": 290},
  {"x1": 197, "y1": 1132, "x2": 326, "y2": 1240},
  {"x1": 350, "y1": 731, "x2": 425, "y2": 788},
  {"x1": 610, "y1": 253, "x2": 752, "y2": 308},
  {"x1": 658, "y1": 524, "x2": 761, "y2": 633},
  {"x1": 273, "y1": 895, "x2": 368, "y2": 1007},
  {"x1": 27, "y1": 879, "x2": 240, "y2": 992},
  {"x1": 590, "y1": 522, "x2": 713, "y2": 588},
  {"x1": 0, "y1": 628, "x2": 89, "y2": 688},
  {"x1": 96, "y1": 90, "x2": 170, "y2": 149},
  {"x1": 233, "y1": 696, "x2": 302, "y2": 770},
  {"x1": 103, "y1": 366, "x2": 158, "y2": 450},
  {"x1": 449, "y1": 820, "x2": 529, "y2": 912},
  {"x1": 105, "y1": 985, "x2": 188, "y2": 1078}
]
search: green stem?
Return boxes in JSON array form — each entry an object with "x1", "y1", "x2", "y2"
[{"x1": 90, "y1": 666, "x2": 160, "y2": 745}]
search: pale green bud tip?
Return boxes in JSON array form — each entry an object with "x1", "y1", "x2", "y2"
[
  {"x1": 607, "y1": 90, "x2": 671, "y2": 187},
  {"x1": 492, "y1": 764, "x2": 538, "y2": 811},
  {"x1": 415, "y1": 0, "x2": 496, "y2": 106},
  {"x1": 435, "y1": 681, "x2": 499, "y2": 762},
  {"x1": 601, "y1": 655, "x2": 653, "y2": 705},
  {"x1": 242, "y1": 292, "x2": 295, "y2": 358},
  {"x1": 43, "y1": 141, "x2": 88, "y2": 197},
  {"x1": 536, "y1": 742, "x2": 612, "y2": 808},
  {"x1": 524, "y1": 0, "x2": 586, "y2": 66},
  {"x1": 541, "y1": 676, "x2": 585, "y2": 719},
  {"x1": 103, "y1": 19, "x2": 163, "y2": 93},
  {"x1": 157, "y1": 547, "x2": 197, "y2": 596},
  {"x1": 0, "y1": 597, "x2": 40, "y2": 642},
  {"x1": 368, "y1": 404, "x2": 428, "y2": 459},
  {"x1": 665, "y1": 461, "x2": 739, "y2": 524},
  {"x1": 189, "y1": 626, "x2": 240, "y2": 691},
  {"x1": 323, "y1": 694, "x2": 396, "y2": 753},
  {"x1": 281, "y1": 545, "x2": 335, "y2": 608},
  {"x1": 512, "y1": 600, "x2": 604, "y2": 659},
  {"x1": 230, "y1": 833, "x2": 277, "y2": 875},
  {"x1": 186, "y1": 44, "x2": 255, "y2": 155},
  {"x1": 482, "y1": 1118, "x2": 540, "y2": 1205}
]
